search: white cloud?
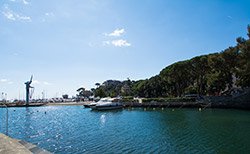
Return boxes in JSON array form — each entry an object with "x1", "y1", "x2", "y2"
[
  {"x1": 102, "y1": 41, "x2": 110, "y2": 46},
  {"x1": 0, "y1": 79, "x2": 13, "y2": 84},
  {"x1": 111, "y1": 39, "x2": 131, "y2": 47},
  {"x1": 102, "y1": 28, "x2": 131, "y2": 47},
  {"x1": 8, "y1": 81, "x2": 13, "y2": 84},
  {"x1": 9, "y1": 0, "x2": 29, "y2": 5},
  {"x1": 43, "y1": 81, "x2": 52, "y2": 85},
  {"x1": 2, "y1": 10, "x2": 15, "y2": 21},
  {"x1": 2, "y1": 6, "x2": 31, "y2": 22},
  {"x1": 0, "y1": 79, "x2": 8, "y2": 82},
  {"x1": 103, "y1": 39, "x2": 131, "y2": 47},
  {"x1": 45, "y1": 12, "x2": 54, "y2": 17},
  {"x1": 33, "y1": 80, "x2": 52, "y2": 85},
  {"x1": 22, "y1": 0, "x2": 29, "y2": 5},
  {"x1": 32, "y1": 80, "x2": 40, "y2": 85},
  {"x1": 16, "y1": 14, "x2": 31, "y2": 21},
  {"x1": 106, "y1": 28, "x2": 125, "y2": 37}
]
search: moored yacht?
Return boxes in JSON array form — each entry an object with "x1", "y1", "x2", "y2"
[{"x1": 92, "y1": 97, "x2": 123, "y2": 110}]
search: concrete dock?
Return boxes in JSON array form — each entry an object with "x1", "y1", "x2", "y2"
[{"x1": 0, "y1": 133, "x2": 50, "y2": 154}]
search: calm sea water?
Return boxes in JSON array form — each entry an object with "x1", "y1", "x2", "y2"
[{"x1": 0, "y1": 106, "x2": 250, "y2": 154}]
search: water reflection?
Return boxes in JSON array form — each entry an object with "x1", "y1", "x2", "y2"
[
  {"x1": 100, "y1": 114, "x2": 106, "y2": 127},
  {"x1": 24, "y1": 108, "x2": 32, "y2": 139},
  {"x1": 0, "y1": 108, "x2": 7, "y2": 133}
]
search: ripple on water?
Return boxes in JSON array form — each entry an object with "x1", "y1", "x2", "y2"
[{"x1": 1, "y1": 107, "x2": 250, "y2": 153}]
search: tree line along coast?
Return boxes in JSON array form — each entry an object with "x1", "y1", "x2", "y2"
[{"x1": 77, "y1": 25, "x2": 250, "y2": 109}]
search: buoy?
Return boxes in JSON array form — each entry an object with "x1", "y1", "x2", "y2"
[
  {"x1": 153, "y1": 108, "x2": 155, "y2": 110},
  {"x1": 144, "y1": 108, "x2": 146, "y2": 111},
  {"x1": 199, "y1": 108, "x2": 202, "y2": 111},
  {"x1": 172, "y1": 109, "x2": 175, "y2": 111},
  {"x1": 162, "y1": 107, "x2": 164, "y2": 110}
]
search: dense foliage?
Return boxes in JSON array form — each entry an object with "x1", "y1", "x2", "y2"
[{"x1": 93, "y1": 26, "x2": 250, "y2": 98}]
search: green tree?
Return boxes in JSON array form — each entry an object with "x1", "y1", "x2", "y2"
[
  {"x1": 236, "y1": 31, "x2": 250, "y2": 87},
  {"x1": 160, "y1": 60, "x2": 193, "y2": 97},
  {"x1": 190, "y1": 56, "x2": 210, "y2": 95},
  {"x1": 95, "y1": 87, "x2": 106, "y2": 98},
  {"x1": 77, "y1": 87, "x2": 85, "y2": 96},
  {"x1": 95, "y1": 83, "x2": 100, "y2": 88}
]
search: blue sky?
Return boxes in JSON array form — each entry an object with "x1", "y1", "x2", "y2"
[{"x1": 0, "y1": 0, "x2": 250, "y2": 99}]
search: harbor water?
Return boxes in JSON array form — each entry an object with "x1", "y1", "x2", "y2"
[{"x1": 1, "y1": 106, "x2": 250, "y2": 153}]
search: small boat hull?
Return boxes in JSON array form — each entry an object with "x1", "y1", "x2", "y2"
[
  {"x1": 84, "y1": 102, "x2": 97, "y2": 108},
  {"x1": 94, "y1": 105, "x2": 123, "y2": 111},
  {"x1": 90, "y1": 105, "x2": 97, "y2": 110},
  {"x1": 84, "y1": 104, "x2": 91, "y2": 108}
]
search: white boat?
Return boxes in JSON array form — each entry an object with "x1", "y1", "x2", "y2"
[{"x1": 92, "y1": 97, "x2": 123, "y2": 110}]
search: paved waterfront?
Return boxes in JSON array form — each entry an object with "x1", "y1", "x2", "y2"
[
  {"x1": 0, "y1": 133, "x2": 32, "y2": 154},
  {"x1": 0, "y1": 133, "x2": 50, "y2": 154}
]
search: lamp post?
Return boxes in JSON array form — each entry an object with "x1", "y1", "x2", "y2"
[
  {"x1": 5, "y1": 93, "x2": 7, "y2": 103},
  {"x1": 1, "y1": 92, "x2": 4, "y2": 102}
]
